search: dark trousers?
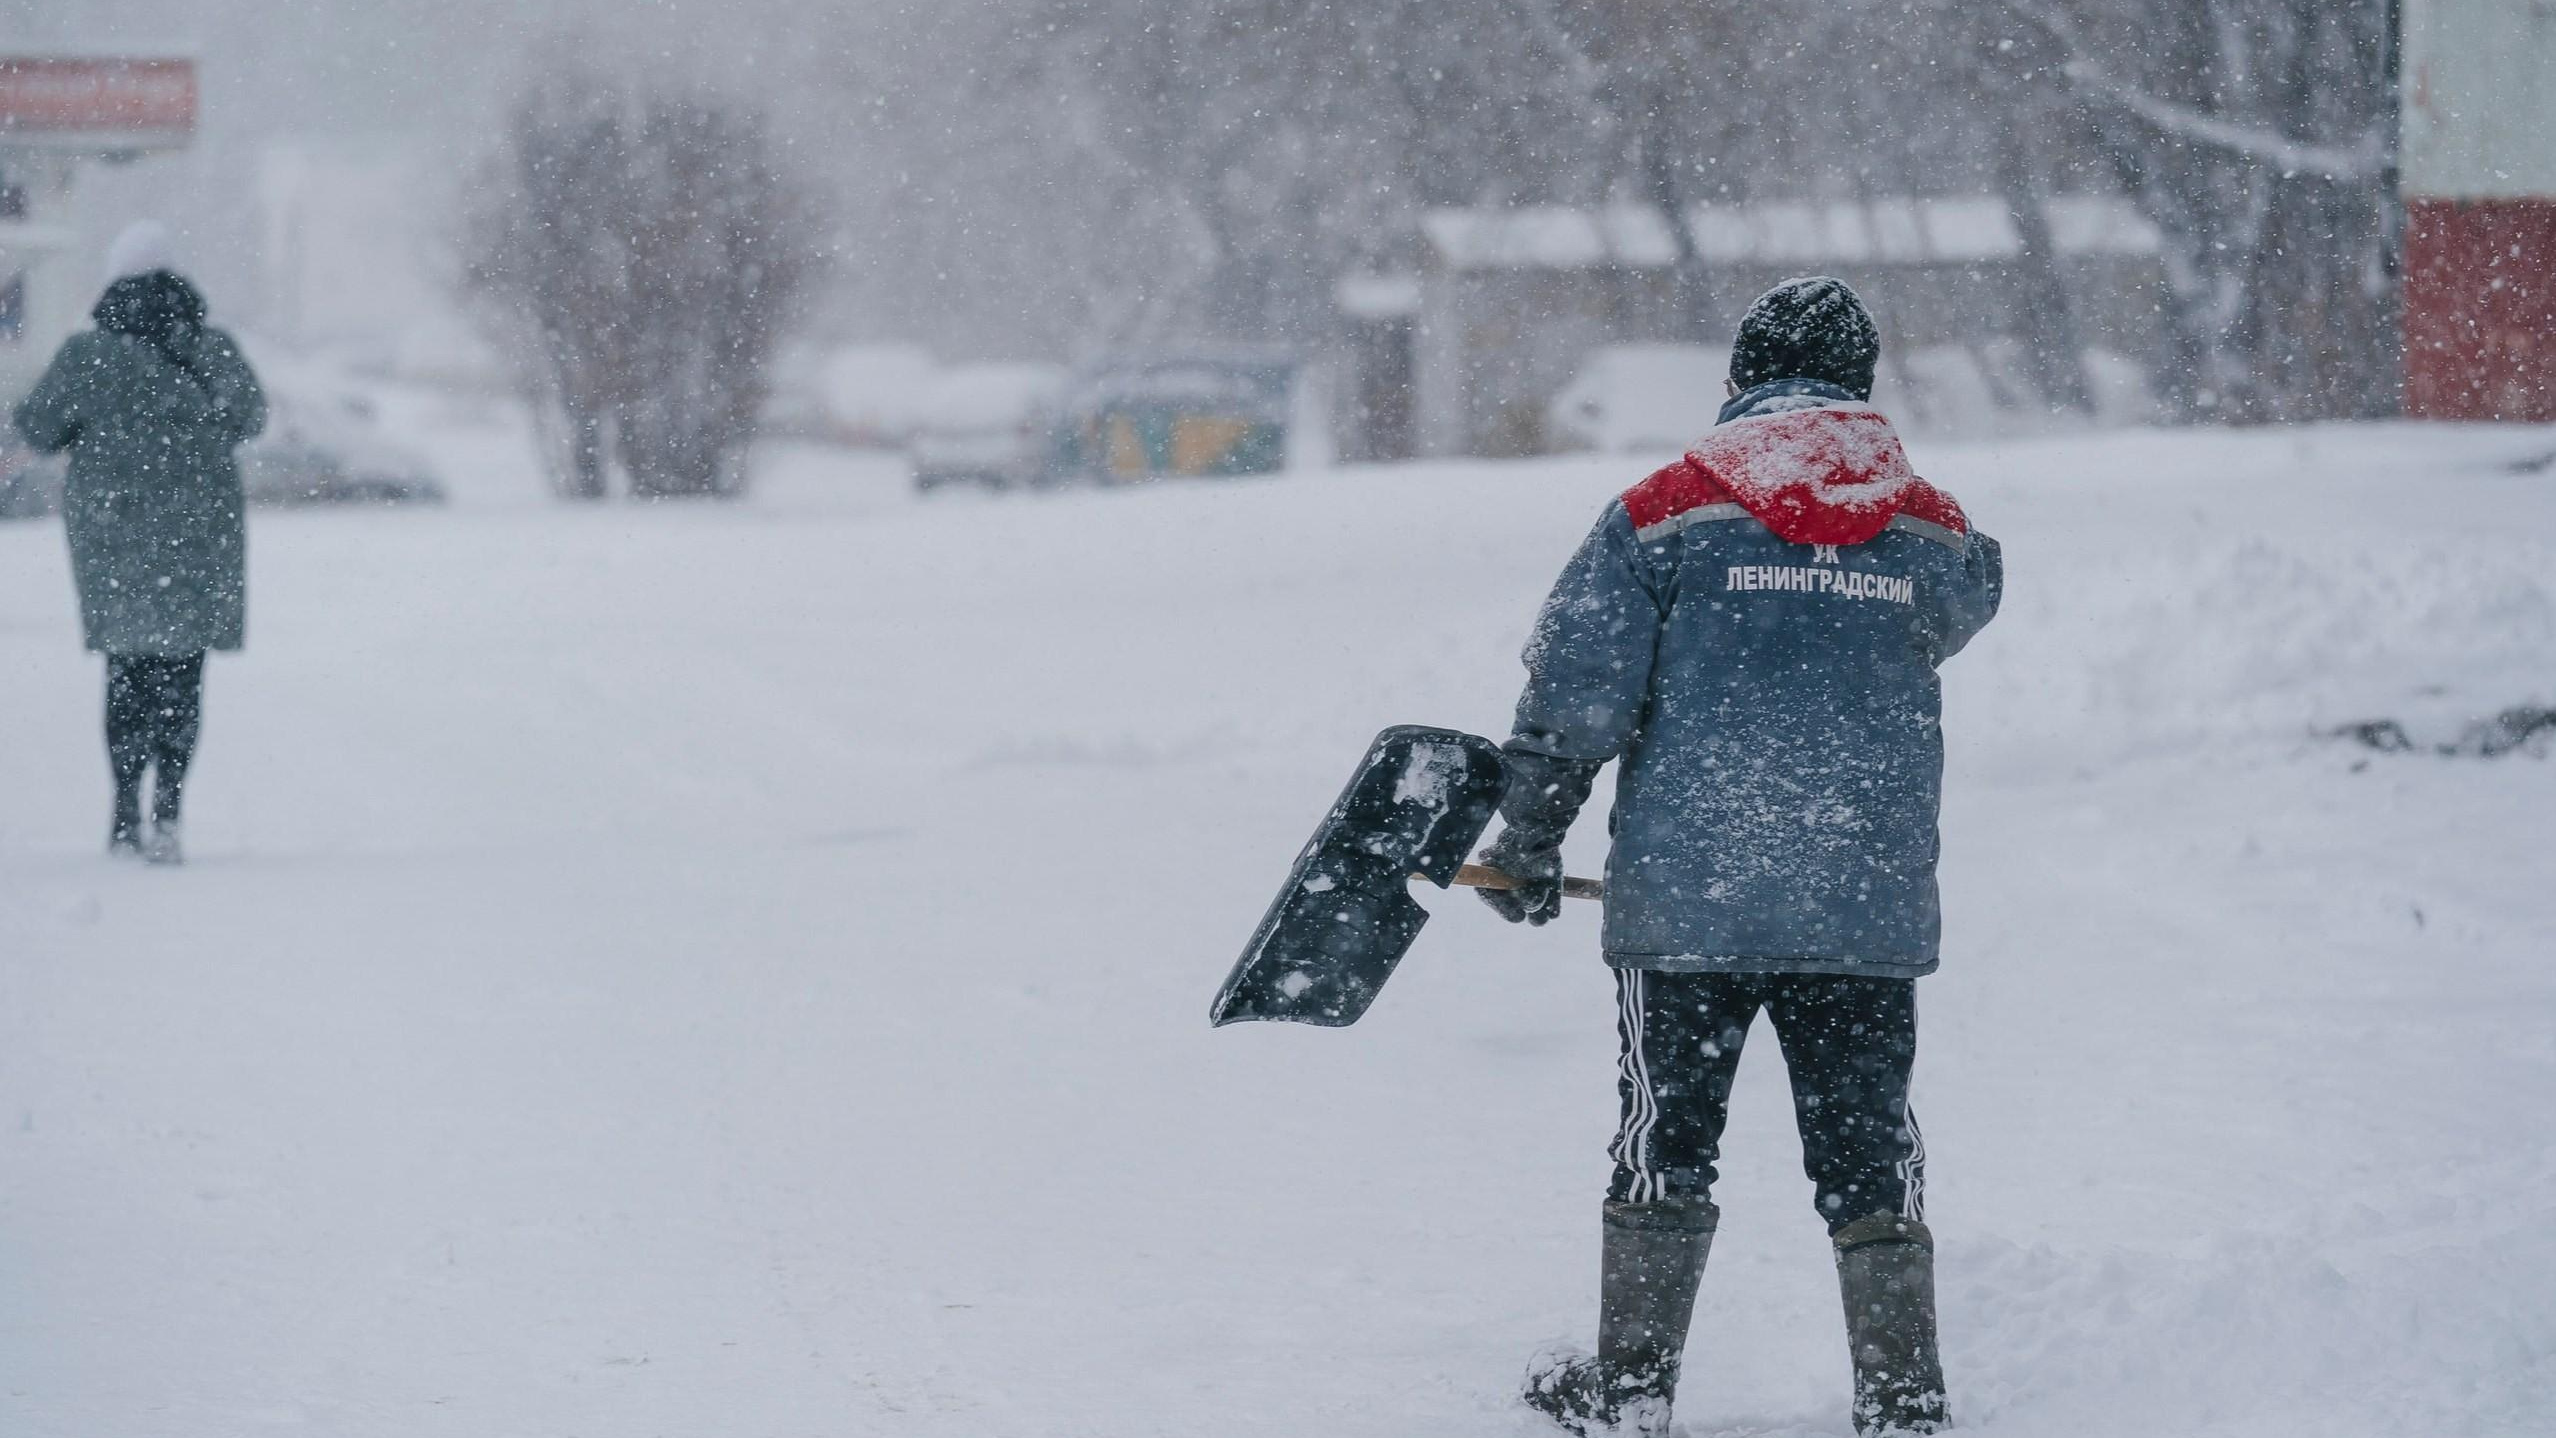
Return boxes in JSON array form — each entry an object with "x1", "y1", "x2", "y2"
[
  {"x1": 106, "y1": 653, "x2": 207, "y2": 830},
  {"x1": 1610, "y1": 969, "x2": 1924, "y2": 1232}
]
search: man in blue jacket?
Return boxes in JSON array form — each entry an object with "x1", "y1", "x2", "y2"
[{"x1": 1483, "y1": 278, "x2": 2002, "y2": 1437}]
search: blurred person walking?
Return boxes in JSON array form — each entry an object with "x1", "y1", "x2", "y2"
[{"x1": 12, "y1": 222, "x2": 266, "y2": 865}]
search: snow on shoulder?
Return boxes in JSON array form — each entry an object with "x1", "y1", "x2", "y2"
[{"x1": 1625, "y1": 402, "x2": 1968, "y2": 548}]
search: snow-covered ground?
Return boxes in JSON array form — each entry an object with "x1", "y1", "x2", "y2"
[{"x1": 3, "y1": 408, "x2": 2553, "y2": 1437}]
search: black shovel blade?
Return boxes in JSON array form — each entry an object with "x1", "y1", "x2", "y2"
[{"x1": 1210, "y1": 725, "x2": 1509, "y2": 1027}]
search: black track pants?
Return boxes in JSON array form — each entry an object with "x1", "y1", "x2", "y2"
[
  {"x1": 106, "y1": 653, "x2": 207, "y2": 825},
  {"x1": 1609, "y1": 969, "x2": 1924, "y2": 1232}
]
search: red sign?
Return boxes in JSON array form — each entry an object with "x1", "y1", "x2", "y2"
[{"x1": 0, "y1": 57, "x2": 196, "y2": 135}]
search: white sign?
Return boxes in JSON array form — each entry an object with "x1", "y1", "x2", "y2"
[{"x1": 2402, "y1": 0, "x2": 2556, "y2": 199}]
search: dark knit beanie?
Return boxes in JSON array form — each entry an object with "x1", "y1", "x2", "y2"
[{"x1": 1728, "y1": 276, "x2": 1880, "y2": 399}]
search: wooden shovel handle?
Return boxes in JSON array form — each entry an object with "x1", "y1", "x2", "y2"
[{"x1": 1444, "y1": 863, "x2": 1606, "y2": 901}]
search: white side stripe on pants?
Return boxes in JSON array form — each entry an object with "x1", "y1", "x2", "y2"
[
  {"x1": 1611, "y1": 969, "x2": 1663, "y2": 1203},
  {"x1": 1898, "y1": 1101, "x2": 1927, "y2": 1221}
]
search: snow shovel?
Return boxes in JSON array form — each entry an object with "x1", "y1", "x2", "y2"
[{"x1": 1209, "y1": 725, "x2": 1603, "y2": 1029}]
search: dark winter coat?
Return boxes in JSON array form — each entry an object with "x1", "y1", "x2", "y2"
[
  {"x1": 1499, "y1": 382, "x2": 2002, "y2": 977},
  {"x1": 12, "y1": 272, "x2": 265, "y2": 655}
]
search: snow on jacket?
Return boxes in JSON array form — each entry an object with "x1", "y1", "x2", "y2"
[
  {"x1": 1499, "y1": 380, "x2": 2001, "y2": 977},
  {"x1": 13, "y1": 272, "x2": 265, "y2": 655}
]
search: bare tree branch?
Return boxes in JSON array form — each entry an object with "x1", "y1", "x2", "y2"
[
  {"x1": 1998, "y1": 0, "x2": 2387, "y2": 177},
  {"x1": 2060, "y1": 59, "x2": 2390, "y2": 178}
]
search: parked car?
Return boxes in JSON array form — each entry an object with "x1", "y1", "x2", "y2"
[
  {"x1": 0, "y1": 378, "x2": 443, "y2": 518},
  {"x1": 1547, "y1": 338, "x2": 2157, "y2": 450},
  {"x1": 241, "y1": 386, "x2": 445, "y2": 507},
  {"x1": 1546, "y1": 343, "x2": 1732, "y2": 453},
  {"x1": 811, "y1": 344, "x2": 942, "y2": 449},
  {"x1": 1047, "y1": 350, "x2": 1329, "y2": 485},
  {"x1": 907, "y1": 362, "x2": 1067, "y2": 493},
  {"x1": 0, "y1": 443, "x2": 64, "y2": 520}
]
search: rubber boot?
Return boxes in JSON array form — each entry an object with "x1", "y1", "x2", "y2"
[
  {"x1": 1524, "y1": 1198, "x2": 1716, "y2": 1436},
  {"x1": 109, "y1": 792, "x2": 144, "y2": 857},
  {"x1": 109, "y1": 752, "x2": 146, "y2": 857},
  {"x1": 141, "y1": 820, "x2": 183, "y2": 867},
  {"x1": 145, "y1": 774, "x2": 185, "y2": 866},
  {"x1": 1833, "y1": 1214, "x2": 1948, "y2": 1436}
]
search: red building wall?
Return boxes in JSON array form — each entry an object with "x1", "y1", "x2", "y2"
[{"x1": 2403, "y1": 198, "x2": 2556, "y2": 423}]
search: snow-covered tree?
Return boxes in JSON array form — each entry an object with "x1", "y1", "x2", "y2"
[
  {"x1": 793, "y1": 0, "x2": 2396, "y2": 425},
  {"x1": 1992, "y1": 0, "x2": 2400, "y2": 421},
  {"x1": 462, "y1": 57, "x2": 824, "y2": 497}
]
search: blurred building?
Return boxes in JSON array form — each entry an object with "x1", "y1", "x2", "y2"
[
  {"x1": 0, "y1": 54, "x2": 195, "y2": 398},
  {"x1": 2401, "y1": 0, "x2": 2556, "y2": 423},
  {"x1": 1339, "y1": 195, "x2": 2164, "y2": 459},
  {"x1": 256, "y1": 136, "x2": 494, "y2": 386}
]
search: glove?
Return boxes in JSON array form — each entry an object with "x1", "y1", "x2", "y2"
[{"x1": 1475, "y1": 826, "x2": 1565, "y2": 926}]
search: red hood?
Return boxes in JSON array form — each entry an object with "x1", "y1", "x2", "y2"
[{"x1": 1640, "y1": 403, "x2": 1964, "y2": 547}]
